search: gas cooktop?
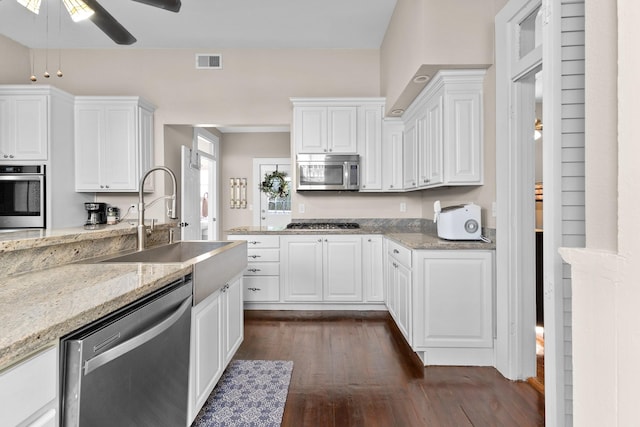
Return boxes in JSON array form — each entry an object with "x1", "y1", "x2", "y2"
[{"x1": 285, "y1": 222, "x2": 361, "y2": 230}]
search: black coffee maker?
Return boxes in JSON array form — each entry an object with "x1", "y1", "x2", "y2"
[{"x1": 84, "y1": 202, "x2": 107, "y2": 229}]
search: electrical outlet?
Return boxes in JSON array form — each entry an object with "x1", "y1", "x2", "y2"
[
  {"x1": 492, "y1": 202, "x2": 497, "y2": 217},
  {"x1": 298, "y1": 203, "x2": 305, "y2": 213},
  {"x1": 400, "y1": 202, "x2": 407, "y2": 212}
]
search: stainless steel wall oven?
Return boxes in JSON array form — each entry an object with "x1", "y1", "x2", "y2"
[{"x1": 0, "y1": 164, "x2": 45, "y2": 229}]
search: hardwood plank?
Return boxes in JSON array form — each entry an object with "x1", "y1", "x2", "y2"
[{"x1": 234, "y1": 311, "x2": 545, "y2": 426}]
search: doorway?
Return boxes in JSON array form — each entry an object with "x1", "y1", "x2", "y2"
[{"x1": 252, "y1": 158, "x2": 291, "y2": 229}]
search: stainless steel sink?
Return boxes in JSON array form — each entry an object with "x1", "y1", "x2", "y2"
[
  {"x1": 96, "y1": 240, "x2": 248, "y2": 305},
  {"x1": 99, "y1": 241, "x2": 235, "y2": 263}
]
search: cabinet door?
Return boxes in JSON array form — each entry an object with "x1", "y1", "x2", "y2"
[
  {"x1": 74, "y1": 104, "x2": 104, "y2": 191},
  {"x1": 189, "y1": 290, "x2": 222, "y2": 422},
  {"x1": 413, "y1": 251, "x2": 493, "y2": 348},
  {"x1": 419, "y1": 91, "x2": 444, "y2": 188},
  {"x1": 103, "y1": 104, "x2": 137, "y2": 190},
  {"x1": 281, "y1": 236, "x2": 323, "y2": 301},
  {"x1": 0, "y1": 346, "x2": 57, "y2": 427},
  {"x1": 357, "y1": 105, "x2": 383, "y2": 191},
  {"x1": 327, "y1": 106, "x2": 357, "y2": 153},
  {"x1": 444, "y1": 91, "x2": 483, "y2": 184},
  {"x1": 294, "y1": 106, "x2": 327, "y2": 153},
  {"x1": 0, "y1": 96, "x2": 48, "y2": 161},
  {"x1": 323, "y1": 235, "x2": 362, "y2": 301},
  {"x1": 395, "y1": 262, "x2": 412, "y2": 344},
  {"x1": 362, "y1": 235, "x2": 384, "y2": 302},
  {"x1": 222, "y1": 276, "x2": 243, "y2": 365},
  {"x1": 402, "y1": 120, "x2": 418, "y2": 189},
  {"x1": 139, "y1": 106, "x2": 155, "y2": 192},
  {"x1": 382, "y1": 119, "x2": 404, "y2": 191}
]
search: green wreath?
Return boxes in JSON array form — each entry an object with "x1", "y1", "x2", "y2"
[{"x1": 260, "y1": 170, "x2": 290, "y2": 199}]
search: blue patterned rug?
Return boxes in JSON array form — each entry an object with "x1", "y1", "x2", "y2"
[{"x1": 192, "y1": 360, "x2": 294, "y2": 427}]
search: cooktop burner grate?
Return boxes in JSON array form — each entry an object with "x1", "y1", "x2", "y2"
[{"x1": 286, "y1": 222, "x2": 360, "y2": 230}]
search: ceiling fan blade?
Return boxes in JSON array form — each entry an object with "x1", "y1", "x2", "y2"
[
  {"x1": 131, "y1": 0, "x2": 181, "y2": 13},
  {"x1": 84, "y1": 0, "x2": 137, "y2": 45}
]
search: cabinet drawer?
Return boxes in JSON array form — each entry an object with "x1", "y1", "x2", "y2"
[
  {"x1": 0, "y1": 346, "x2": 57, "y2": 427},
  {"x1": 244, "y1": 262, "x2": 279, "y2": 276},
  {"x1": 231, "y1": 235, "x2": 279, "y2": 249},
  {"x1": 244, "y1": 276, "x2": 280, "y2": 302},
  {"x1": 247, "y1": 248, "x2": 279, "y2": 262},
  {"x1": 387, "y1": 239, "x2": 412, "y2": 267}
]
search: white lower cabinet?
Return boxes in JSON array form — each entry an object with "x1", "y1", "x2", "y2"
[
  {"x1": 281, "y1": 234, "x2": 362, "y2": 302},
  {"x1": 188, "y1": 275, "x2": 243, "y2": 424},
  {"x1": 221, "y1": 277, "x2": 243, "y2": 365},
  {"x1": 362, "y1": 235, "x2": 384, "y2": 302},
  {"x1": 384, "y1": 238, "x2": 495, "y2": 366},
  {"x1": 0, "y1": 346, "x2": 58, "y2": 427},
  {"x1": 230, "y1": 235, "x2": 281, "y2": 302},
  {"x1": 385, "y1": 239, "x2": 412, "y2": 345},
  {"x1": 412, "y1": 250, "x2": 494, "y2": 366}
]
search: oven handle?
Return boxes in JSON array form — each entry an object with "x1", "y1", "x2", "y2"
[
  {"x1": 83, "y1": 296, "x2": 192, "y2": 375},
  {"x1": 0, "y1": 174, "x2": 44, "y2": 181}
]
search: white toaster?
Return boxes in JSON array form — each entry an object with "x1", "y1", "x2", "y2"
[{"x1": 434, "y1": 201, "x2": 482, "y2": 240}]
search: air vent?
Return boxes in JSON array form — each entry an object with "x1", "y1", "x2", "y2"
[{"x1": 195, "y1": 54, "x2": 222, "y2": 70}]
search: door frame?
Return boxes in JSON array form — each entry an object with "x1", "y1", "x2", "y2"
[
  {"x1": 496, "y1": 0, "x2": 566, "y2": 425},
  {"x1": 194, "y1": 128, "x2": 220, "y2": 240}
]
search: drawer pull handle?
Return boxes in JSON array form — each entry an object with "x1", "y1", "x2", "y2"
[
  {"x1": 247, "y1": 268, "x2": 261, "y2": 273},
  {"x1": 248, "y1": 287, "x2": 261, "y2": 292},
  {"x1": 393, "y1": 249, "x2": 399, "y2": 254},
  {"x1": 248, "y1": 255, "x2": 261, "y2": 259},
  {"x1": 248, "y1": 241, "x2": 261, "y2": 245}
]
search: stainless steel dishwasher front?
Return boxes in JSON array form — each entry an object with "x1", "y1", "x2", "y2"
[{"x1": 60, "y1": 276, "x2": 193, "y2": 427}]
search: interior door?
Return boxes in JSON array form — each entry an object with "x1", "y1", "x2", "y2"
[{"x1": 181, "y1": 145, "x2": 201, "y2": 240}]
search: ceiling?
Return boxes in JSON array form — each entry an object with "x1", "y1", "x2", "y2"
[{"x1": 0, "y1": 0, "x2": 397, "y2": 49}]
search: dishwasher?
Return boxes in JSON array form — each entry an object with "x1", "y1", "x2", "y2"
[{"x1": 60, "y1": 275, "x2": 193, "y2": 427}]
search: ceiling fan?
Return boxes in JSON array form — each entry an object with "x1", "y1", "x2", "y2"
[{"x1": 17, "y1": 0, "x2": 182, "y2": 45}]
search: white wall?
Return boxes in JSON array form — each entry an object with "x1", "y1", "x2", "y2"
[
  {"x1": 561, "y1": 0, "x2": 640, "y2": 425},
  {"x1": 0, "y1": 35, "x2": 29, "y2": 83},
  {"x1": 220, "y1": 132, "x2": 290, "y2": 233}
]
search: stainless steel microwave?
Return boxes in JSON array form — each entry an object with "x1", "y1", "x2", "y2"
[{"x1": 297, "y1": 154, "x2": 359, "y2": 191}]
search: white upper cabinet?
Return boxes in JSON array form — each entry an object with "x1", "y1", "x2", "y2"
[
  {"x1": 357, "y1": 104, "x2": 384, "y2": 191},
  {"x1": 401, "y1": 69, "x2": 486, "y2": 190},
  {"x1": 291, "y1": 98, "x2": 385, "y2": 158},
  {"x1": 0, "y1": 92, "x2": 48, "y2": 161},
  {"x1": 382, "y1": 118, "x2": 404, "y2": 191},
  {"x1": 75, "y1": 97, "x2": 155, "y2": 192}
]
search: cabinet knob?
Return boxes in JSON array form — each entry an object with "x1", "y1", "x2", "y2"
[
  {"x1": 100, "y1": 185, "x2": 104, "y2": 189},
  {"x1": 393, "y1": 249, "x2": 399, "y2": 254},
  {"x1": 105, "y1": 185, "x2": 110, "y2": 189},
  {"x1": 317, "y1": 239, "x2": 322, "y2": 243},
  {"x1": 325, "y1": 239, "x2": 328, "y2": 242},
  {"x1": 9, "y1": 155, "x2": 14, "y2": 159},
  {"x1": 368, "y1": 239, "x2": 372, "y2": 242},
  {"x1": 389, "y1": 185, "x2": 394, "y2": 189},
  {"x1": 323, "y1": 149, "x2": 328, "y2": 152}
]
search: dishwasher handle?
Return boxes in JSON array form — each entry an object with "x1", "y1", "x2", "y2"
[{"x1": 83, "y1": 296, "x2": 192, "y2": 376}]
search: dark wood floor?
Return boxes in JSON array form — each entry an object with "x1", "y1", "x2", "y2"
[{"x1": 234, "y1": 311, "x2": 545, "y2": 427}]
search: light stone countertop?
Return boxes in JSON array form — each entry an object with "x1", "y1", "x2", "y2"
[
  {"x1": 384, "y1": 232, "x2": 495, "y2": 250},
  {"x1": 0, "y1": 222, "x2": 140, "y2": 252},
  {"x1": 227, "y1": 226, "x2": 496, "y2": 250},
  {"x1": 0, "y1": 258, "x2": 190, "y2": 370}
]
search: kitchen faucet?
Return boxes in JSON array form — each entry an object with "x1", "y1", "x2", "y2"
[{"x1": 137, "y1": 166, "x2": 179, "y2": 251}]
